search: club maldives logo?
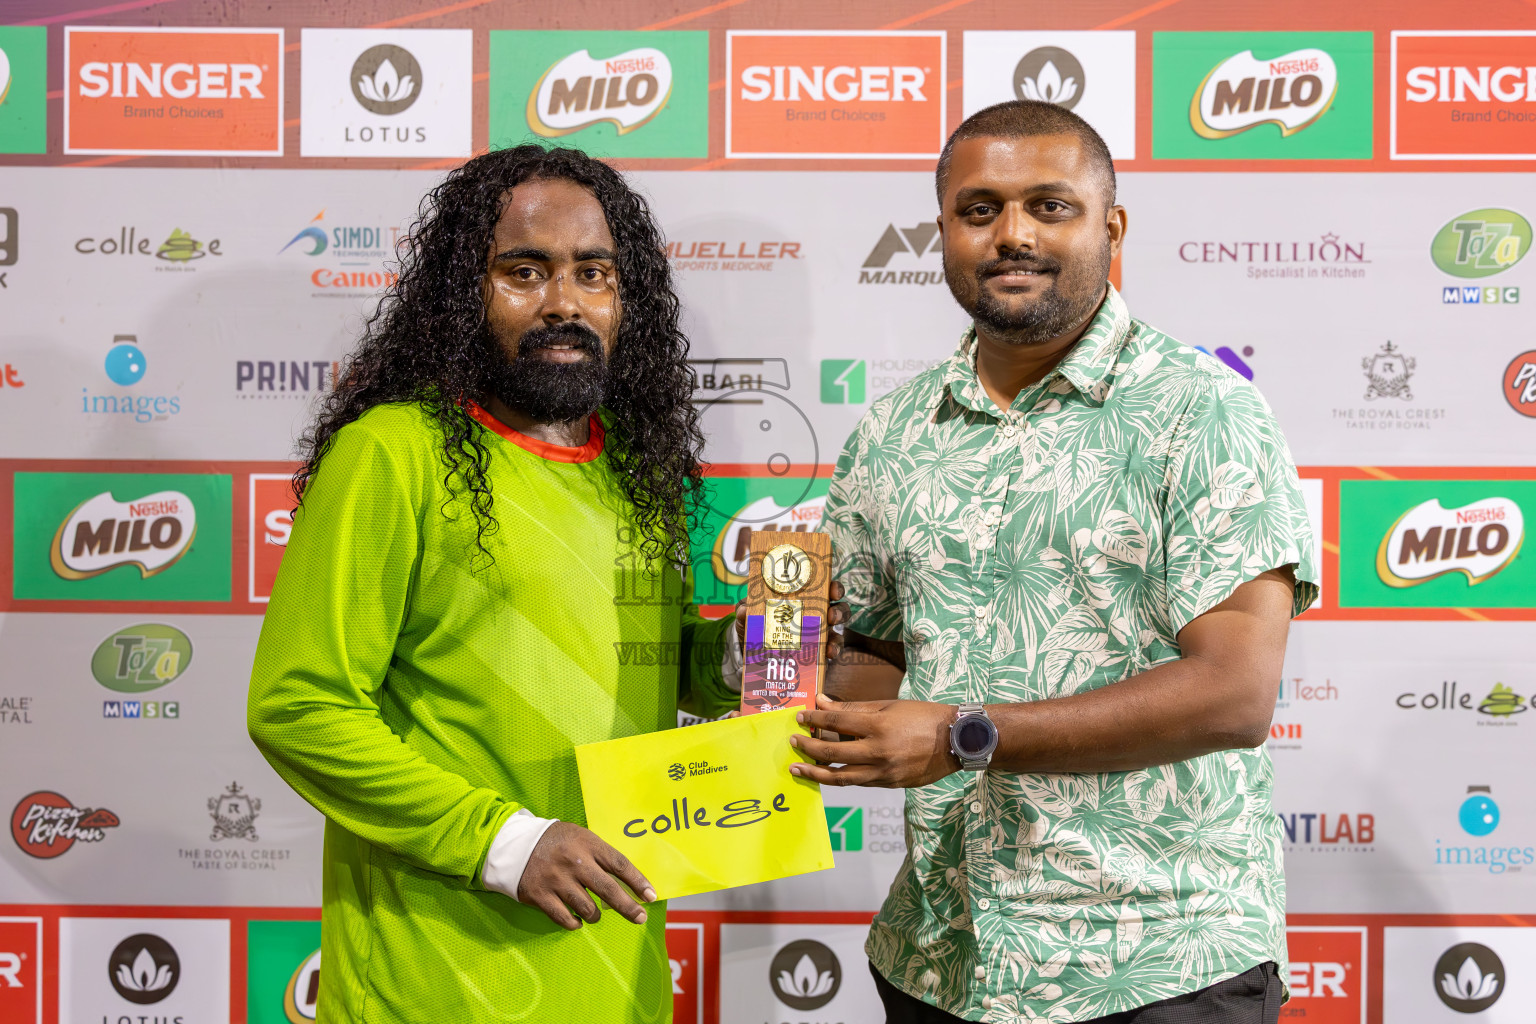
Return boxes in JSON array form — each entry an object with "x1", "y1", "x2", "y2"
[
  {"x1": 1431, "y1": 208, "x2": 1531, "y2": 278},
  {"x1": 0, "y1": 27, "x2": 46, "y2": 155},
  {"x1": 10, "y1": 791, "x2": 119, "y2": 859},
  {"x1": 1393, "y1": 31, "x2": 1536, "y2": 160},
  {"x1": 65, "y1": 27, "x2": 283, "y2": 155},
  {"x1": 92, "y1": 623, "x2": 193, "y2": 693},
  {"x1": 1376, "y1": 497, "x2": 1523, "y2": 588},
  {"x1": 490, "y1": 31, "x2": 706, "y2": 158},
  {"x1": 769, "y1": 939, "x2": 841, "y2": 1011},
  {"x1": 1506, "y1": 350, "x2": 1536, "y2": 417},
  {"x1": 1153, "y1": 32, "x2": 1372, "y2": 159},
  {"x1": 1014, "y1": 47, "x2": 1083, "y2": 108},
  {"x1": 1435, "y1": 942, "x2": 1504, "y2": 1011},
  {"x1": 107, "y1": 933, "x2": 178, "y2": 1005},
  {"x1": 727, "y1": 30, "x2": 946, "y2": 159},
  {"x1": 51, "y1": 489, "x2": 197, "y2": 581}
]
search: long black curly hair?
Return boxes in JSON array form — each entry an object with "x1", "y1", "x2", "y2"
[{"x1": 294, "y1": 145, "x2": 704, "y2": 567}]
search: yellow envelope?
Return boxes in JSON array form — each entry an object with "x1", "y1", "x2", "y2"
[{"x1": 574, "y1": 709, "x2": 833, "y2": 900}]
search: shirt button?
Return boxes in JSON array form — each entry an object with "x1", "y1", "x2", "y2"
[
  {"x1": 969, "y1": 801, "x2": 982, "y2": 813},
  {"x1": 974, "y1": 965, "x2": 987, "y2": 980},
  {"x1": 977, "y1": 898, "x2": 991, "y2": 911},
  {"x1": 974, "y1": 605, "x2": 989, "y2": 620},
  {"x1": 1002, "y1": 424, "x2": 1017, "y2": 438},
  {"x1": 982, "y1": 996, "x2": 994, "y2": 1010}
]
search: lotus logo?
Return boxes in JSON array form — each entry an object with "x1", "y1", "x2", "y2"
[
  {"x1": 667, "y1": 763, "x2": 686, "y2": 781},
  {"x1": 1013, "y1": 47, "x2": 1084, "y2": 110},
  {"x1": 1191, "y1": 48, "x2": 1339, "y2": 139},
  {"x1": 50, "y1": 489, "x2": 198, "y2": 581},
  {"x1": 1376, "y1": 497, "x2": 1523, "y2": 588},
  {"x1": 350, "y1": 44, "x2": 421, "y2": 116},
  {"x1": 1431, "y1": 208, "x2": 1532, "y2": 279},
  {"x1": 1434, "y1": 942, "x2": 1504, "y2": 1012},
  {"x1": 769, "y1": 939, "x2": 841, "y2": 1011},
  {"x1": 528, "y1": 48, "x2": 672, "y2": 137},
  {"x1": 108, "y1": 934, "x2": 179, "y2": 1005}
]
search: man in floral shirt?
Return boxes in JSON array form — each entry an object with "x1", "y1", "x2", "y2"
[{"x1": 797, "y1": 101, "x2": 1318, "y2": 1022}]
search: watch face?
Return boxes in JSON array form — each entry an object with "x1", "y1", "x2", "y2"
[{"x1": 954, "y1": 717, "x2": 995, "y2": 757}]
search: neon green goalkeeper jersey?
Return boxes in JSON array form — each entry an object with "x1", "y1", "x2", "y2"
[{"x1": 248, "y1": 401, "x2": 735, "y2": 1024}]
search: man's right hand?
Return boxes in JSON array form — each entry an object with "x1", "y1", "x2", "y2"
[{"x1": 516, "y1": 820, "x2": 656, "y2": 930}]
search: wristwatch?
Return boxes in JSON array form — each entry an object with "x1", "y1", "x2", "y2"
[{"x1": 949, "y1": 702, "x2": 998, "y2": 771}]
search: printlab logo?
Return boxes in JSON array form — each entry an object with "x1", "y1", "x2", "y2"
[
  {"x1": 1014, "y1": 47, "x2": 1083, "y2": 108},
  {"x1": 1277, "y1": 811, "x2": 1374, "y2": 851},
  {"x1": 236, "y1": 359, "x2": 338, "y2": 400},
  {"x1": 82, "y1": 334, "x2": 183, "y2": 424},
  {"x1": 860, "y1": 221, "x2": 944, "y2": 286},
  {"x1": 769, "y1": 939, "x2": 841, "y2": 1011},
  {"x1": 1506, "y1": 350, "x2": 1536, "y2": 417},
  {"x1": 351, "y1": 44, "x2": 420, "y2": 115},
  {"x1": 1376, "y1": 496, "x2": 1523, "y2": 588},
  {"x1": 820, "y1": 359, "x2": 866, "y2": 404},
  {"x1": 10, "y1": 791, "x2": 119, "y2": 859},
  {"x1": 108, "y1": 933, "x2": 179, "y2": 1005},
  {"x1": 208, "y1": 782, "x2": 260, "y2": 841},
  {"x1": 1434, "y1": 942, "x2": 1504, "y2": 1012},
  {"x1": 824, "y1": 806, "x2": 863, "y2": 851}
]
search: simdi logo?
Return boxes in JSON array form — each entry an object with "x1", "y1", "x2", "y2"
[
  {"x1": 65, "y1": 27, "x2": 283, "y2": 156},
  {"x1": 727, "y1": 31, "x2": 946, "y2": 159},
  {"x1": 1393, "y1": 31, "x2": 1536, "y2": 159},
  {"x1": 0, "y1": 917, "x2": 42, "y2": 1024}
]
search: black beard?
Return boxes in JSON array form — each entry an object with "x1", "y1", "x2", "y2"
[
  {"x1": 489, "y1": 321, "x2": 609, "y2": 423},
  {"x1": 948, "y1": 244, "x2": 1111, "y2": 346}
]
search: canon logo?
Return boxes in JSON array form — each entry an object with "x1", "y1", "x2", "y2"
[
  {"x1": 1406, "y1": 66, "x2": 1536, "y2": 103},
  {"x1": 78, "y1": 61, "x2": 264, "y2": 99},
  {"x1": 739, "y1": 65, "x2": 926, "y2": 103}
]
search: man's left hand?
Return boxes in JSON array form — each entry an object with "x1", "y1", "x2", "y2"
[{"x1": 788, "y1": 694, "x2": 959, "y2": 788}]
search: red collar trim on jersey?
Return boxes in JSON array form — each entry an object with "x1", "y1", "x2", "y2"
[{"x1": 467, "y1": 401, "x2": 605, "y2": 464}]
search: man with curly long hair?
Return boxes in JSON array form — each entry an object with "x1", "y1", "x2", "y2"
[{"x1": 248, "y1": 145, "x2": 746, "y2": 1022}]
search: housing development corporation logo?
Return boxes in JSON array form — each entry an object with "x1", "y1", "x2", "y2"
[
  {"x1": 769, "y1": 939, "x2": 841, "y2": 1011},
  {"x1": 300, "y1": 29, "x2": 471, "y2": 157},
  {"x1": 962, "y1": 32, "x2": 1136, "y2": 158},
  {"x1": 107, "y1": 933, "x2": 179, "y2": 1004},
  {"x1": 0, "y1": 27, "x2": 47, "y2": 154},
  {"x1": 727, "y1": 31, "x2": 946, "y2": 159},
  {"x1": 1153, "y1": 32, "x2": 1372, "y2": 158},
  {"x1": 1393, "y1": 31, "x2": 1536, "y2": 159},
  {"x1": 1375, "y1": 497, "x2": 1523, "y2": 588},
  {"x1": 490, "y1": 31, "x2": 706, "y2": 158},
  {"x1": 10, "y1": 791, "x2": 119, "y2": 858},
  {"x1": 820, "y1": 359, "x2": 865, "y2": 404},
  {"x1": 1435, "y1": 942, "x2": 1504, "y2": 1011},
  {"x1": 65, "y1": 27, "x2": 283, "y2": 155},
  {"x1": 1505, "y1": 350, "x2": 1536, "y2": 417}
]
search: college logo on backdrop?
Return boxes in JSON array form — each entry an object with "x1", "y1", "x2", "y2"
[
  {"x1": 10, "y1": 791, "x2": 119, "y2": 858},
  {"x1": 1506, "y1": 350, "x2": 1536, "y2": 417},
  {"x1": 11, "y1": 471, "x2": 232, "y2": 604},
  {"x1": 300, "y1": 29, "x2": 472, "y2": 157},
  {"x1": 1393, "y1": 31, "x2": 1536, "y2": 159},
  {"x1": 64, "y1": 27, "x2": 283, "y2": 155},
  {"x1": 1285, "y1": 928, "x2": 1366, "y2": 1023},
  {"x1": 726, "y1": 31, "x2": 946, "y2": 159},
  {"x1": 245, "y1": 920, "x2": 321, "y2": 1024},
  {"x1": 1432, "y1": 207, "x2": 1528, "y2": 306},
  {"x1": 489, "y1": 31, "x2": 707, "y2": 158},
  {"x1": 74, "y1": 225, "x2": 225, "y2": 268},
  {"x1": 962, "y1": 31, "x2": 1136, "y2": 157},
  {"x1": 0, "y1": 26, "x2": 47, "y2": 154},
  {"x1": 0, "y1": 917, "x2": 42, "y2": 1024},
  {"x1": 1152, "y1": 32, "x2": 1373, "y2": 158},
  {"x1": 1338, "y1": 479, "x2": 1536, "y2": 609}
]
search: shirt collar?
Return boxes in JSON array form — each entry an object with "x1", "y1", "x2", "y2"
[{"x1": 933, "y1": 284, "x2": 1133, "y2": 416}]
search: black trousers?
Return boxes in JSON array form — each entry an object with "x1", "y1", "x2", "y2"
[{"x1": 870, "y1": 961, "x2": 1282, "y2": 1024}]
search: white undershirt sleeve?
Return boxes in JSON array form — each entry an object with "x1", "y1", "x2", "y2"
[{"x1": 482, "y1": 808, "x2": 558, "y2": 901}]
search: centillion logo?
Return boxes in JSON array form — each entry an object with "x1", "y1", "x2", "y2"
[{"x1": 1376, "y1": 497, "x2": 1523, "y2": 588}]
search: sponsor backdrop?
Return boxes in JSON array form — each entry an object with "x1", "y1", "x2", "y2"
[{"x1": 1, "y1": 0, "x2": 1533, "y2": 1022}]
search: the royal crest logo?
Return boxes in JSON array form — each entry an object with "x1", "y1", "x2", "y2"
[
  {"x1": 528, "y1": 48, "x2": 672, "y2": 137},
  {"x1": 1362, "y1": 340, "x2": 1414, "y2": 400},
  {"x1": 50, "y1": 490, "x2": 196, "y2": 581},
  {"x1": 208, "y1": 781, "x2": 261, "y2": 842},
  {"x1": 1377, "y1": 497, "x2": 1524, "y2": 588},
  {"x1": 10, "y1": 791, "x2": 119, "y2": 859},
  {"x1": 1191, "y1": 48, "x2": 1339, "y2": 138}
]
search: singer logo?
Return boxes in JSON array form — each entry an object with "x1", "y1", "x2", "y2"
[
  {"x1": 726, "y1": 31, "x2": 946, "y2": 159},
  {"x1": 529, "y1": 47, "x2": 672, "y2": 137},
  {"x1": 1393, "y1": 32, "x2": 1536, "y2": 159},
  {"x1": 1377, "y1": 497, "x2": 1523, "y2": 588},
  {"x1": 51, "y1": 490, "x2": 197, "y2": 581},
  {"x1": 1285, "y1": 927, "x2": 1366, "y2": 1023},
  {"x1": 0, "y1": 918, "x2": 41, "y2": 1024},
  {"x1": 1191, "y1": 48, "x2": 1338, "y2": 138},
  {"x1": 250, "y1": 474, "x2": 295, "y2": 602},
  {"x1": 65, "y1": 27, "x2": 283, "y2": 155},
  {"x1": 665, "y1": 923, "x2": 703, "y2": 1024}
]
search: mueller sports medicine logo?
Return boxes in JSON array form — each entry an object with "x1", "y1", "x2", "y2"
[
  {"x1": 1376, "y1": 497, "x2": 1523, "y2": 588},
  {"x1": 65, "y1": 27, "x2": 283, "y2": 155},
  {"x1": 1394, "y1": 31, "x2": 1536, "y2": 159},
  {"x1": 727, "y1": 31, "x2": 946, "y2": 159},
  {"x1": 50, "y1": 489, "x2": 196, "y2": 581},
  {"x1": 10, "y1": 791, "x2": 119, "y2": 859},
  {"x1": 1192, "y1": 48, "x2": 1339, "y2": 138},
  {"x1": 530, "y1": 47, "x2": 672, "y2": 137}
]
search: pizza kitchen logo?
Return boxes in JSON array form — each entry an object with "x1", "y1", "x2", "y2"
[
  {"x1": 1191, "y1": 47, "x2": 1339, "y2": 139},
  {"x1": 1375, "y1": 497, "x2": 1523, "y2": 588},
  {"x1": 530, "y1": 47, "x2": 672, "y2": 137},
  {"x1": 10, "y1": 791, "x2": 120, "y2": 859},
  {"x1": 50, "y1": 489, "x2": 197, "y2": 581}
]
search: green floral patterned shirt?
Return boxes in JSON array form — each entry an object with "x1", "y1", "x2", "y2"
[{"x1": 824, "y1": 286, "x2": 1319, "y2": 1021}]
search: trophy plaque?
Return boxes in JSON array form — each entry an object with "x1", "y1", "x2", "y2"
[{"x1": 740, "y1": 530, "x2": 831, "y2": 715}]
